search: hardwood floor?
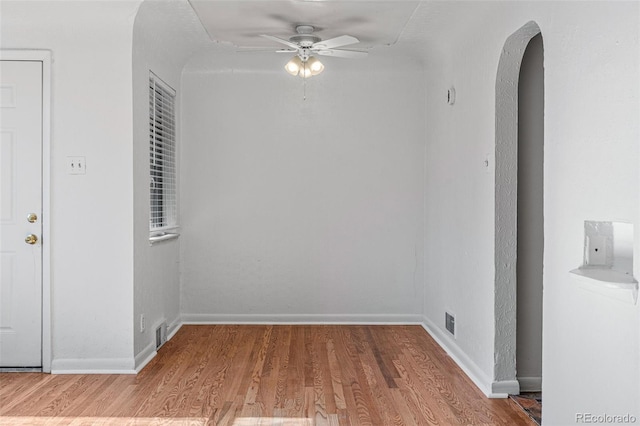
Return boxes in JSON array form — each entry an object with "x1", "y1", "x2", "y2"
[{"x1": 0, "y1": 325, "x2": 534, "y2": 425}]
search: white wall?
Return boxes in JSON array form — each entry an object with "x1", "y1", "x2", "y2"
[
  {"x1": 180, "y1": 52, "x2": 425, "y2": 323},
  {"x1": 1, "y1": 1, "x2": 140, "y2": 371},
  {"x1": 420, "y1": 1, "x2": 639, "y2": 423},
  {"x1": 132, "y1": 0, "x2": 209, "y2": 369},
  {"x1": 421, "y1": 10, "x2": 502, "y2": 388},
  {"x1": 540, "y1": 3, "x2": 638, "y2": 423}
]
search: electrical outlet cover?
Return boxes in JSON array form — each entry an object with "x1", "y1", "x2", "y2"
[{"x1": 140, "y1": 314, "x2": 145, "y2": 332}]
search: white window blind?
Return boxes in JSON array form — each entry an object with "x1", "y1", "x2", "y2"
[{"x1": 149, "y1": 72, "x2": 177, "y2": 232}]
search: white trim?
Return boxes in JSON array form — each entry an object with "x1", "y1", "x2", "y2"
[
  {"x1": 518, "y1": 376, "x2": 542, "y2": 392},
  {"x1": 167, "y1": 317, "x2": 182, "y2": 340},
  {"x1": 181, "y1": 313, "x2": 424, "y2": 325},
  {"x1": 51, "y1": 358, "x2": 136, "y2": 375},
  {"x1": 0, "y1": 50, "x2": 52, "y2": 373},
  {"x1": 491, "y1": 380, "x2": 520, "y2": 397},
  {"x1": 41, "y1": 52, "x2": 52, "y2": 374},
  {"x1": 420, "y1": 316, "x2": 504, "y2": 398},
  {"x1": 134, "y1": 342, "x2": 157, "y2": 373},
  {"x1": 149, "y1": 232, "x2": 179, "y2": 244}
]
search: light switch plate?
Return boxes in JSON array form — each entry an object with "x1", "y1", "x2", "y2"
[{"x1": 67, "y1": 156, "x2": 86, "y2": 175}]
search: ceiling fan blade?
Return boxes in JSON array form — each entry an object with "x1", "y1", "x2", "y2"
[
  {"x1": 236, "y1": 48, "x2": 283, "y2": 52},
  {"x1": 317, "y1": 49, "x2": 368, "y2": 59},
  {"x1": 236, "y1": 48, "x2": 298, "y2": 55},
  {"x1": 312, "y1": 35, "x2": 359, "y2": 50},
  {"x1": 260, "y1": 34, "x2": 300, "y2": 50}
]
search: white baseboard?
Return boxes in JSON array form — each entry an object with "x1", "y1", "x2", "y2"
[
  {"x1": 134, "y1": 342, "x2": 157, "y2": 373},
  {"x1": 420, "y1": 316, "x2": 504, "y2": 398},
  {"x1": 491, "y1": 380, "x2": 520, "y2": 398},
  {"x1": 56, "y1": 318, "x2": 183, "y2": 375},
  {"x1": 518, "y1": 376, "x2": 542, "y2": 392},
  {"x1": 50, "y1": 315, "x2": 515, "y2": 391},
  {"x1": 167, "y1": 317, "x2": 182, "y2": 340},
  {"x1": 181, "y1": 313, "x2": 424, "y2": 324},
  {"x1": 51, "y1": 358, "x2": 136, "y2": 374}
]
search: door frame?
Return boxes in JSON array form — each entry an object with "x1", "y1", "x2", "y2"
[{"x1": 1, "y1": 50, "x2": 51, "y2": 372}]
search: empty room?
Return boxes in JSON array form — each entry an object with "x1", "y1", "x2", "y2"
[{"x1": 1, "y1": 1, "x2": 638, "y2": 425}]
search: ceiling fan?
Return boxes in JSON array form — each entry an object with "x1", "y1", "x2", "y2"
[{"x1": 260, "y1": 25, "x2": 368, "y2": 78}]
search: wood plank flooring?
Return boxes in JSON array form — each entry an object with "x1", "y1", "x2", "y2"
[{"x1": 0, "y1": 325, "x2": 534, "y2": 425}]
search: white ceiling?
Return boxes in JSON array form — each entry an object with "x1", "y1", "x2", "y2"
[{"x1": 188, "y1": 0, "x2": 421, "y2": 50}]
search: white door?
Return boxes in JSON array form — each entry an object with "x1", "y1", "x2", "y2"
[{"x1": 0, "y1": 60, "x2": 43, "y2": 368}]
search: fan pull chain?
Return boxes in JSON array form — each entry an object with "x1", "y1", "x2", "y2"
[{"x1": 303, "y1": 63, "x2": 307, "y2": 101}]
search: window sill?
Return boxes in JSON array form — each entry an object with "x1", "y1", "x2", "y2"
[{"x1": 149, "y1": 232, "x2": 180, "y2": 245}]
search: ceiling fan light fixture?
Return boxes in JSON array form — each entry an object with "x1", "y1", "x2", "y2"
[
  {"x1": 299, "y1": 66, "x2": 312, "y2": 79},
  {"x1": 285, "y1": 56, "x2": 303, "y2": 76},
  {"x1": 264, "y1": 27, "x2": 365, "y2": 79},
  {"x1": 286, "y1": 55, "x2": 324, "y2": 78},
  {"x1": 307, "y1": 56, "x2": 324, "y2": 75}
]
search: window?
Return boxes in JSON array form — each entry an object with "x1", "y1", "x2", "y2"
[{"x1": 149, "y1": 72, "x2": 177, "y2": 235}]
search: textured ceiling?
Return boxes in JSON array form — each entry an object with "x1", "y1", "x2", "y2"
[
  {"x1": 178, "y1": 0, "x2": 514, "y2": 67},
  {"x1": 188, "y1": 0, "x2": 421, "y2": 50}
]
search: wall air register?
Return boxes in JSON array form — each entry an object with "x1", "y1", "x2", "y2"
[
  {"x1": 445, "y1": 312, "x2": 456, "y2": 337},
  {"x1": 155, "y1": 322, "x2": 167, "y2": 350}
]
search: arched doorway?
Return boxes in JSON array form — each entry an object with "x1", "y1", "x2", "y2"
[{"x1": 494, "y1": 21, "x2": 544, "y2": 396}]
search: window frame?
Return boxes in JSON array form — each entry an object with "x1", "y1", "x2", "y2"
[{"x1": 148, "y1": 71, "x2": 178, "y2": 241}]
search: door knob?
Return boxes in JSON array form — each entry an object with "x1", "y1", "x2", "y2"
[
  {"x1": 25, "y1": 234, "x2": 38, "y2": 245},
  {"x1": 27, "y1": 213, "x2": 38, "y2": 223}
]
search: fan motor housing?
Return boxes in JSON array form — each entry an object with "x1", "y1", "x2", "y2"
[
  {"x1": 290, "y1": 25, "x2": 321, "y2": 47},
  {"x1": 289, "y1": 34, "x2": 321, "y2": 47}
]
